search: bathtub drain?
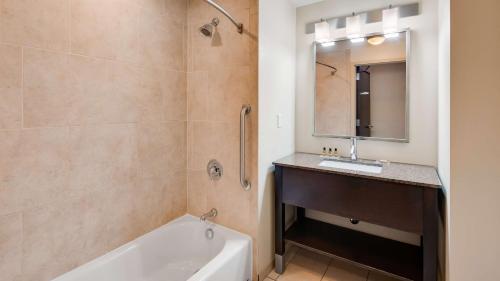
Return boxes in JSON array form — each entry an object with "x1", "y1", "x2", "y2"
[{"x1": 205, "y1": 228, "x2": 214, "y2": 240}]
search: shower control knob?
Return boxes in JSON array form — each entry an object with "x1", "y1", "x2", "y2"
[{"x1": 207, "y1": 159, "x2": 223, "y2": 181}]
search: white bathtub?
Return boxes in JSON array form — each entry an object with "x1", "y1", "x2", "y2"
[{"x1": 52, "y1": 215, "x2": 252, "y2": 281}]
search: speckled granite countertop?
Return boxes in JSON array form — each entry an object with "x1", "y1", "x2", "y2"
[{"x1": 273, "y1": 153, "x2": 442, "y2": 188}]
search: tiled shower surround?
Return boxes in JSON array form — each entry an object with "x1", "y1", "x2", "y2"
[
  {"x1": 0, "y1": 0, "x2": 258, "y2": 280},
  {"x1": 186, "y1": 0, "x2": 258, "y2": 244}
]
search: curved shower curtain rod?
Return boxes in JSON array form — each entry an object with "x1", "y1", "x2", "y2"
[
  {"x1": 316, "y1": 61, "x2": 338, "y2": 75},
  {"x1": 204, "y1": 0, "x2": 243, "y2": 33}
]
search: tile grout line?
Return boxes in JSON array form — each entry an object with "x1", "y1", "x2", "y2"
[
  {"x1": 68, "y1": 0, "x2": 71, "y2": 53},
  {"x1": 20, "y1": 211, "x2": 25, "y2": 278},
  {"x1": 17, "y1": 44, "x2": 186, "y2": 74},
  {"x1": 267, "y1": 274, "x2": 277, "y2": 281},
  {"x1": 0, "y1": 120, "x2": 188, "y2": 133},
  {"x1": 184, "y1": 0, "x2": 190, "y2": 214},
  {"x1": 21, "y1": 46, "x2": 24, "y2": 129},
  {"x1": 320, "y1": 258, "x2": 333, "y2": 281}
]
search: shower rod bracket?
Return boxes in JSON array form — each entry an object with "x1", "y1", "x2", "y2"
[{"x1": 205, "y1": 0, "x2": 243, "y2": 34}]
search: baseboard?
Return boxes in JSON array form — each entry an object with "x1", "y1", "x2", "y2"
[{"x1": 258, "y1": 261, "x2": 274, "y2": 281}]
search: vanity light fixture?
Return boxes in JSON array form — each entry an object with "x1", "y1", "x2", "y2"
[
  {"x1": 315, "y1": 19, "x2": 330, "y2": 43},
  {"x1": 384, "y1": 32, "x2": 400, "y2": 38},
  {"x1": 383, "y1": 6, "x2": 399, "y2": 34},
  {"x1": 321, "y1": 41, "x2": 336, "y2": 47},
  {"x1": 350, "y1": 37, "x2": 365, "y2": 43},
  {"x1": 346, "y1": 13, "x2": 362, "y2": 39}
]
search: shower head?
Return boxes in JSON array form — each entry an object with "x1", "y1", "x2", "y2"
[
  {"x1": 200, "y1": 24, "x2": 213, "y2": 37},
  {"x1": 199, "y1": 18, "x2": 219, "y2": 37}
]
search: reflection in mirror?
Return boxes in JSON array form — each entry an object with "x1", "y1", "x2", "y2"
[{"x1": 314, "y1": 30, "x2": 409, "y2": 141}]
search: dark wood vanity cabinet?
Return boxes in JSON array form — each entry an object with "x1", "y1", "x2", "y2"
[{"x1": 274, "y1": 163, "x2": 440, "y2": 281}]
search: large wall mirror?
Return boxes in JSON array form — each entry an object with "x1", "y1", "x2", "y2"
[{"x1": 314, "y1": 30, "x2": 410, "y2": 142}]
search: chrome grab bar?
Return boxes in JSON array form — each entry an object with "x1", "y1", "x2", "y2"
[{"x1": 240, "y1": 105, "x2": 251, "y2": 191}]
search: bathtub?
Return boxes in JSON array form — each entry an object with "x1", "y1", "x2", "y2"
[{"x1": 52, "y1": 215, "x2": 252, "y2": 281}]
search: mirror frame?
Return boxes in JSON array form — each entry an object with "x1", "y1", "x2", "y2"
[{"x1": 313, "y1": 29, "x2": 411, "y2": 143}]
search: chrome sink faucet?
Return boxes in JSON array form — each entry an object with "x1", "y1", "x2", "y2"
[
  {"x1": 200, "y1": 208, "x2": 218, "y2": 222},
  {"x1": 350, "y1": 137, "x2": 358, "y2": 161}
]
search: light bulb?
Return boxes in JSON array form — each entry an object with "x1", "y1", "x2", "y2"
[
  {"x1": 350, "y1": 37, "x2": 365, "y2": 43},
  {"x1": 321, "y1": 41, "x2": 336, "y2": 47},
  {"x1": 384, "y1": 32, "x2": 400, "y2": 39},
  {"x1": 367, "y1": 36, "x2": 385, "y2": 45}
]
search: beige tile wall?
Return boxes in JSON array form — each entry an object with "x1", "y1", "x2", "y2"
[
  {"x1": 186, "y1": 0, "x2": 258, "y2": 276},
  {"x1": 0, "y1": 1, "x2": 188, "y2": 280},
  {"x1": 1, "y1": 0, "x2": 259, "y2": 279},
  {"x1": 315, "y1": 49, "x2": 353, "y2": 136}
]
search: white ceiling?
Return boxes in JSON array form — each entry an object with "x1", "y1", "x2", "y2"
[{"x1": 289, "y1": 0, "x2": 325, "y2": 7}]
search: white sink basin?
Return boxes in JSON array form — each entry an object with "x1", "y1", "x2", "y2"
[{"x1": 319, "y1": 160, "x2": 383, "y2": 174}]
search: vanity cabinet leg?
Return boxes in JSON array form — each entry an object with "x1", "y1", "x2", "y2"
[
  {"x1": 275, "y1": 166, "x2": 285, "y2": 274},
  {"x1": 422, "y1": 189, "x2": 438, "y2": 281},
  {"x1": 297, "y1": 207, "x2": 305, "y2": 221}
]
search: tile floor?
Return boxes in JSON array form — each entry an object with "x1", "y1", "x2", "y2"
[{"x1": 264, "y1": 246, "x2": 400, "y2": 281}]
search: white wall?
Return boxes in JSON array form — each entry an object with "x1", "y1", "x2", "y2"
[
  {"x1": 291, "y1": 0, "x2": 324, "y2": 7},
  {"x1": 449, "y1": 1, "x2": 500, "y2": 280},
  {"x1": 295, "y1": 0, "x2": 439, "y2": 245},
  {"x1": 438, "y1": 0, "x2": 450, "y2": 204},
  {"x1": 296, "y1": 0, "x2": 438, "y2": 166},
  {"x1": 258, "y1": 0, "x2": 296, "y2": 277},
  {"x1": 437, "y1": 0, "x2": 450, "y2": 279}
]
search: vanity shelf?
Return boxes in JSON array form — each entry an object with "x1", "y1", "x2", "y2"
[{"x1": 285, "y1": 217, "x2": 422, "y2": 281}]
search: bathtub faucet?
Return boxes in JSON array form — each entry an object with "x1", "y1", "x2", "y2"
[{"x1": 200, "y1": 208, "x2": 218, "y2": 222}]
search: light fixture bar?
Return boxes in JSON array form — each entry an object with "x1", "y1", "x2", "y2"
[{"x1": 305, "y1": 2, "x2": 419, "y2": 34}]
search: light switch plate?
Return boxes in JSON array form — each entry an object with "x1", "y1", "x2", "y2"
[{"x1": 277, "y1": 114, "x2": 283, "y2": 128}]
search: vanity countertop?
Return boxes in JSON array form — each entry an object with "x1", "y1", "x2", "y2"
[{"x1": 273, "y1": 153, "x2": 442, "y2": 188}]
